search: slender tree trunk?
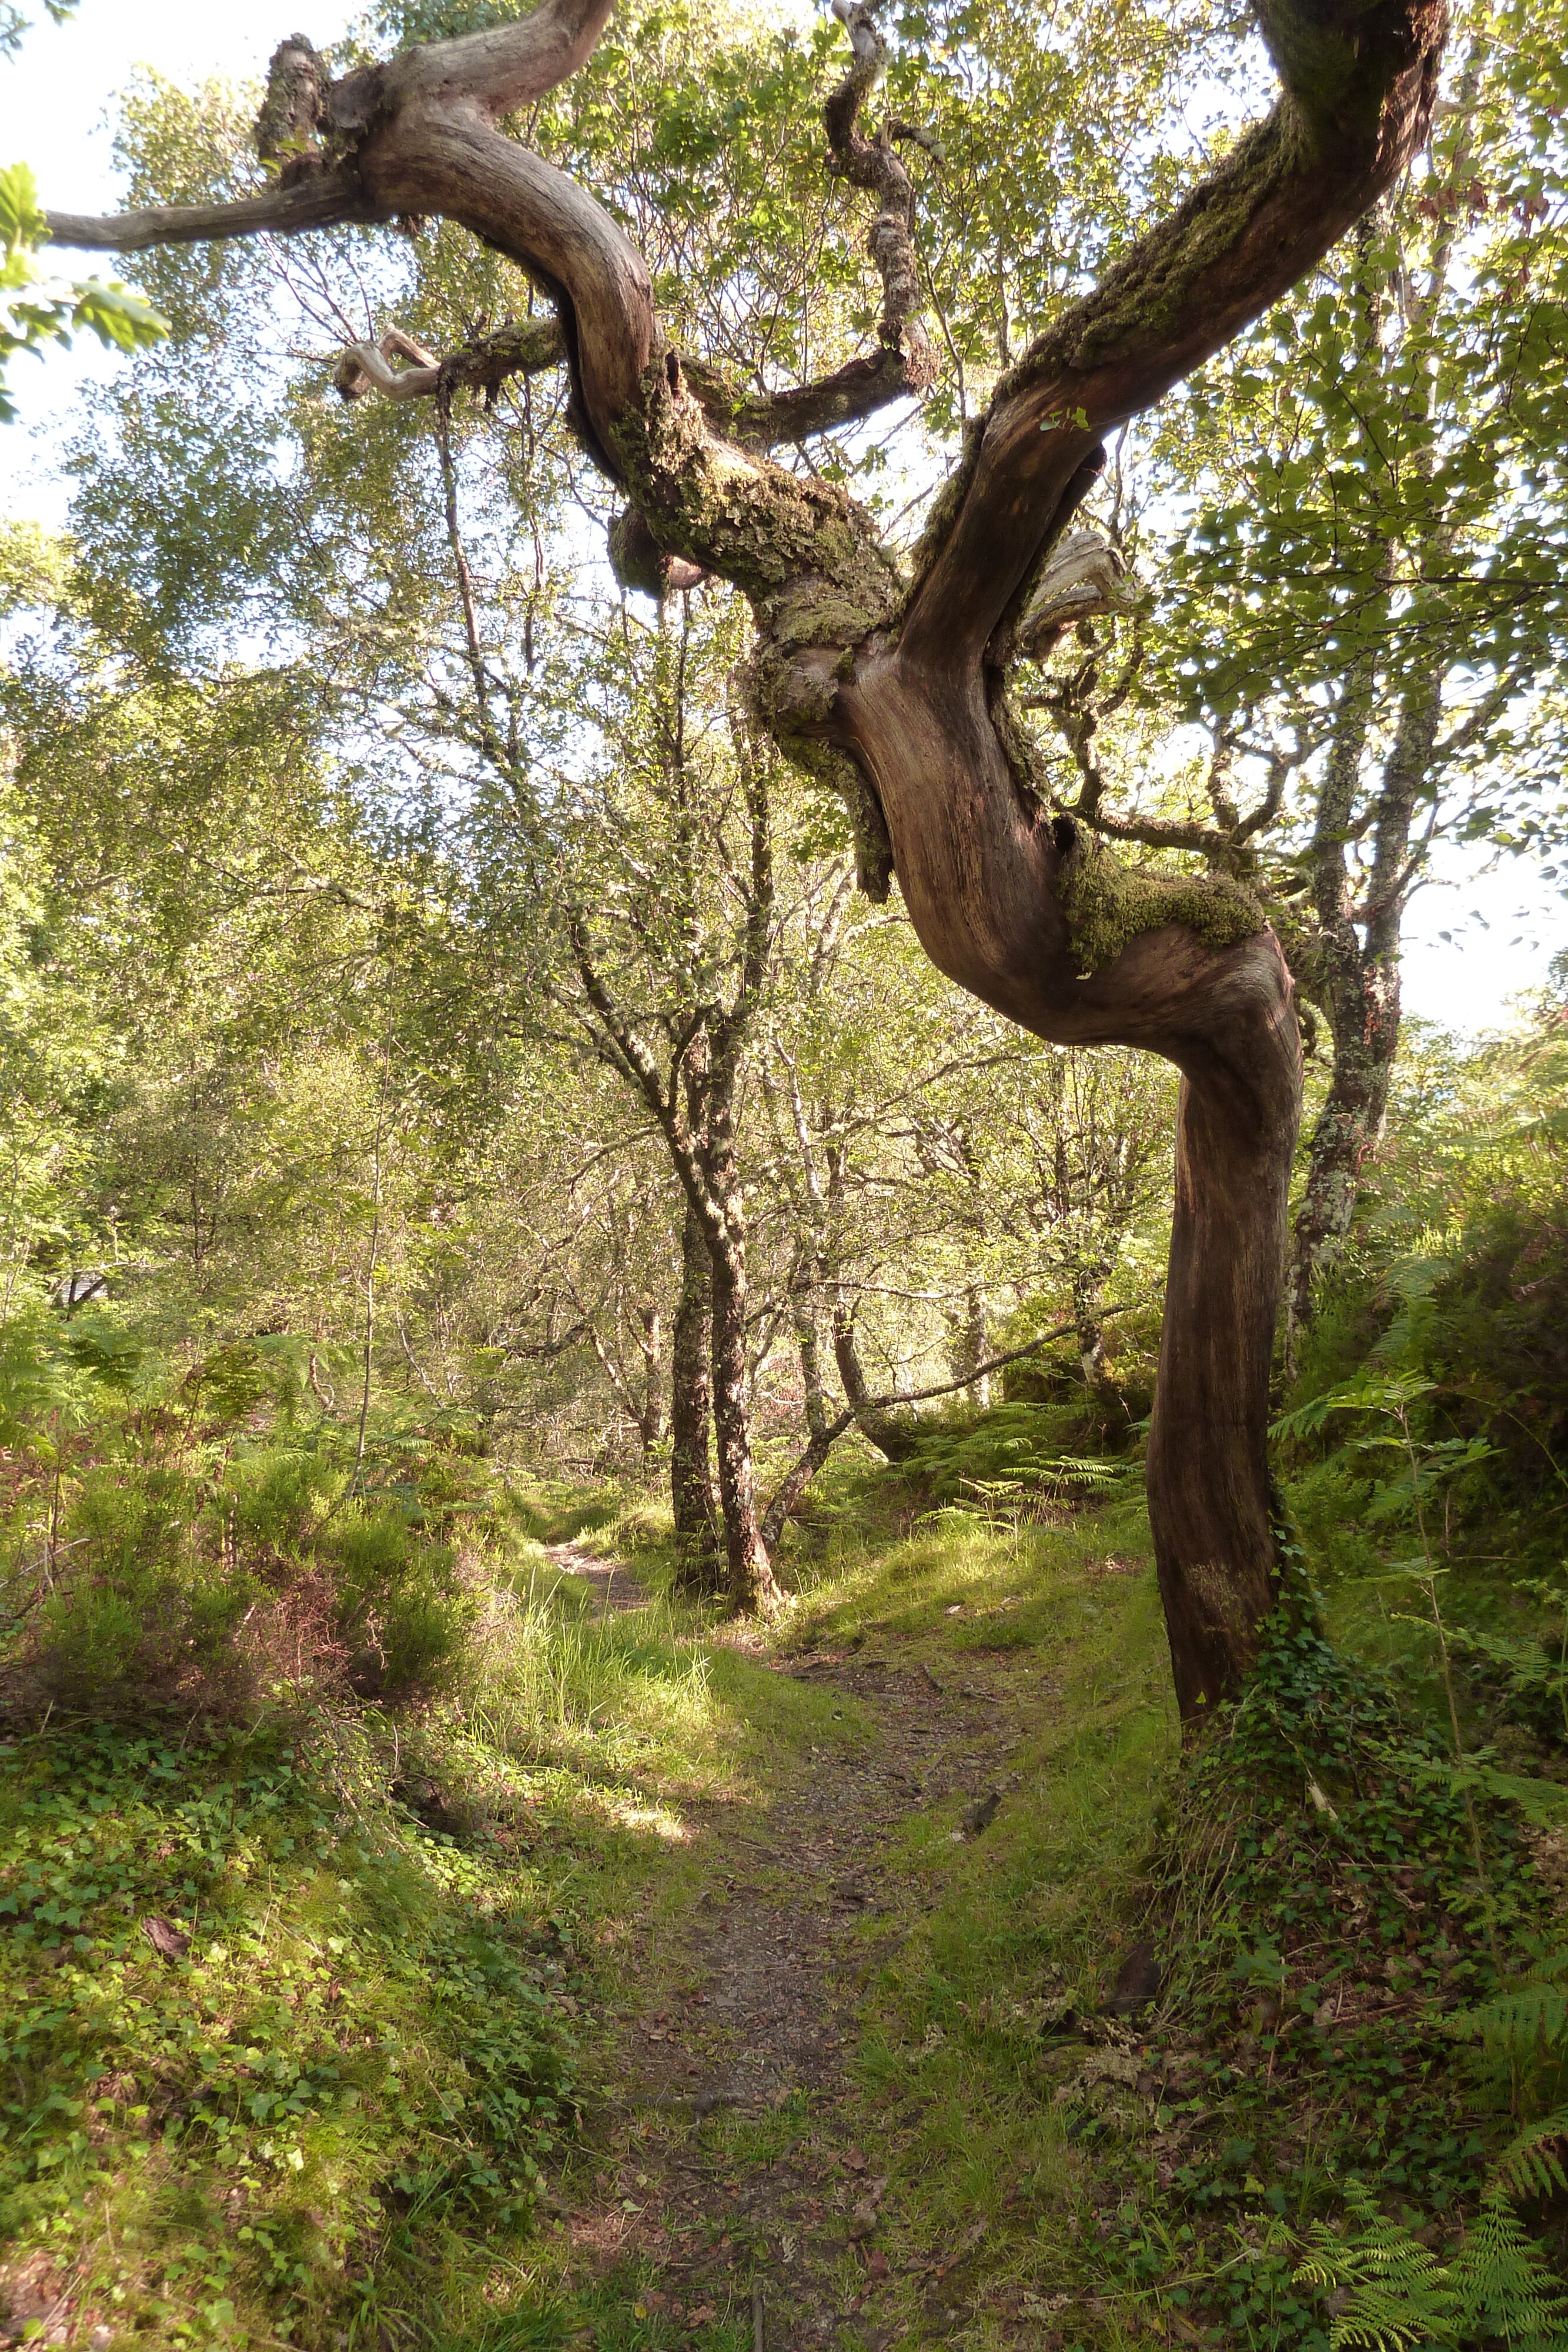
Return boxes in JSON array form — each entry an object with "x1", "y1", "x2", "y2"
[
  {"x1": 1072, "y1": 1269, "x2": 1106, "y2": 1390},
  {"x1": 1287, "y1": 673, "x2": 1440, "y2": 1366},
  {"x1": 708, "y1": 1229, "x2": 778, "y2": 1612},
  {"x1": 791, "y1": 1267, "x2": 831, "y2": 1441},
  {"x1": 951, "y1": 1283, "x2": 990, "y2": 1407},
  {"x1": 1287, "y1": 959, "x2": 1402, "y2": 1354},
  {"x1": 637, "y1": 1304, "x2": 663, "y2": 1454},
  {"x1": 832, "y1": 1300, "x2": 920, "y2": 1463},
  {"x1": 670, "y1": 1198, "x2": 721, "y2": 1590},
  {"x1": 698, "y1": 749, "x2": 781, "y2": 1615}
]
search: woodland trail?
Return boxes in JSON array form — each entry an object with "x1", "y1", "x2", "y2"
[
  {"x1": 549, "y1": 1551, "x2": 1049, "y2": 2349},
  {"x1": 545, "y1": 1540, "x2": 651, "y2": 1619}
]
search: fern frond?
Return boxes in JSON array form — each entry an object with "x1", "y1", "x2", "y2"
[
  {"x1": 1449, "y1": 1985, "x2": 1568, "y2": 2052},
  {"x1": 1446, "y1": 2195, "x2": 1568, "y2": 2352},
  {"x1": 1295, "y1": 2211, "x2": 1450, "y2": 2351},
  {"x1": 1490, "y1": 2106, "x2": 1568, "y2": 2204},
  {"x1": 1331, "y1": 2292, "x2": 1447, "y2": 2351}
]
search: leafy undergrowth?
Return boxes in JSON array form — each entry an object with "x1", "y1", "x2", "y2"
[
  {"x1": 0, "y1": 1720, "x2": 580, "y2": 2348},
  {"x1": 777, "y1": 1455, "x2": 1568, "y2": 2351}
]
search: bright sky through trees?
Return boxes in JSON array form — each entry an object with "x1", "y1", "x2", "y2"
[{"x1": 2, "y1": 0, "x2": 1561, "y2": 1033}]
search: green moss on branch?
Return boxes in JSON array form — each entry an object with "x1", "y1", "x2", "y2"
[{"x1": 1055, "y1": 824, "x2": 1265, "y2": 974}]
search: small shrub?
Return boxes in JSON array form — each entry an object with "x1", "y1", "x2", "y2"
[{"x1": 0, "y1": 1333, "x2": 480, "y2": 1723}]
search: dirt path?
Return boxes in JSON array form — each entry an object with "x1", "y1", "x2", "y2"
[
  {"x1": 545, "y1": 1539, "x2": 651, "y2": 1620},
  {"x1": 554, "y1": 1564, "x2": 1034, "y2": 2347}
]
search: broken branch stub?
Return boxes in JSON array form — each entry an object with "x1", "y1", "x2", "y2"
[{"x1": 1014, "y1": 529, "x2": 1129, "y2": 662}]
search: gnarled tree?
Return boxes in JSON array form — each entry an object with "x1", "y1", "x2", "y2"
[{"x1": 46, "y1": 0, "x2": 1448, "y2": 1715}]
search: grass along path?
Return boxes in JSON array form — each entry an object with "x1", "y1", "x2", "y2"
[{"x1": 530, "y1": 1492, "x2": 1175, "y2": 2352}]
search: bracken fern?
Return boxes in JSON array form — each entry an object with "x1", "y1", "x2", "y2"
[{"x1": 1295, "y1": 2188, "x2": 1568, "y2": 2351}]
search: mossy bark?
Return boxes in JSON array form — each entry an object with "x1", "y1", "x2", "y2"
[{"x1": 671, "y1": 1200, "x2": 721, "y2": 1596}]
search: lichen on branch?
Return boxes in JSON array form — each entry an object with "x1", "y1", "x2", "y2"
[{"x1": 608, "y1": 355, "x2": 901, "y2": 650}]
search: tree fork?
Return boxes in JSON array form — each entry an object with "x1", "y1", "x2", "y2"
[{"x1": 45, "y1": 0, "x2": 1449, "y2": 1711}]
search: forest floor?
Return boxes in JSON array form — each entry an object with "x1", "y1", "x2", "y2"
[
  {"x1": 0, "y1": 1468, "x2": 1176, "y2": 2352},
  {"x1": 528, "y1": 1497, "x2": 1176, "y2": 2352}
]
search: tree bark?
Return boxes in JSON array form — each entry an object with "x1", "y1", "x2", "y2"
[
  {"x1": 791, "y1": 1264, "x2": 831, "y2": 1442},
  {"x1": 1286, "y1": 670, "x2": 1443, "y2": 1366},
  {"x1": 699, "y1": 814, "x2": 781, "y2": 1612},
  {"x1": 1148, "y1": 994, "x2": 1299, "y2": 1719},
  {"x1": 636, "y1": 1304, "x2": 663, "y2": 1454},
  {"x1": 1072, "y1": 1269, "x2": 1108, "y2": 1391},
  {"x1": 670, "y1": 1198, "x2": 721, "y2": 1589},
  {"x1": 832, "y1": 1301, "x2": 921, "y2": 1464},
  {"x1": 709, "y1": 1237, "x2": 775, "y2": 1613},
  {"x1": 952, "y1": 1283, "x2": 991, "y2": 1408}
]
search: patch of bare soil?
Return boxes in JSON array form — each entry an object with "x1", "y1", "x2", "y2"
[
  {"x1": 546, "y1": 1541, "x2": 651, "y2": 1620},
  {"x1": 557, "y1": 1583, "x2": 1040, "y2": 2348}
]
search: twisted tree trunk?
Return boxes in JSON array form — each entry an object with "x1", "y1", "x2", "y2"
[{"x1": 47, "y1": 0, "x2": 1447, "y2": 1712}]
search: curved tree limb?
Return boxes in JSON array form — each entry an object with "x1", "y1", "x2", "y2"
[
  {"x1": 824, "y1": 0, "x2": 937, "y2": 393},
  {"x1": 901, "y1": 0, "x2": 1446, "y2": 670},
  {"x1": 333, "y1": 322, "x2": 923, "y2": 462},
  {"x1": 334, "y1": 318, "x2": 567, "y2": 402},
  {"x1": 47, "y1": 166, "x2": 389, "y2": 250}
]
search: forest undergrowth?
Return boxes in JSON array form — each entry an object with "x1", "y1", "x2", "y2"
[{"x1": 2, "y1": 1414, "x2": 1567, "y2": 2352}]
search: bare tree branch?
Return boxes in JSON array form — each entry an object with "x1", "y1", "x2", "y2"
[
  {"x1": 822, "y1": 0, "x2": 937, "y2": 392},
  {"x1": 46, "y1": 167, "x2": 387, "y2": 252}
]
